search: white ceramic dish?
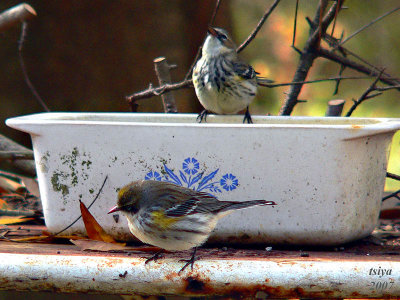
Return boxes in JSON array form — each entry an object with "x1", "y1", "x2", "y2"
[{"x1": 6, "y1": 113, "x2": 400, "y2": 245}]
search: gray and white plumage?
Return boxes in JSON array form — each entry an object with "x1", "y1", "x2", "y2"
[
  {"x1": 109, "y1": 180, "x2": 276, "y2": 251},
  {"x1": 193, "y1": 27, "x2": 271, "y2": 121}
]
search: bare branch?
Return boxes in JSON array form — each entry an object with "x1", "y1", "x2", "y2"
[
  {"x1": 340, "y1": 6, "x2": 400, "y2": 46},
  {"x1": 279, "y1": 0, "x2": 344, "y2": 116},
  {"x1": 0, "y1": 3, "x2": 36, "y2": 33},
  {"x1": 0, "y1": 151, "x2": 34, "y2": 161},
  {"x1": 318, "y1": 47, "x2": 400, "y2": 88},
  {"x1": 291, "y1": 0, "x2": 300, "y2": 48},
  {"x1": 0, "y1": 134, "x2": 36, "y2": 177},
  {"x1": 333, "y1": 63, "x2": 346, "y2": 95},
  {"x1": 382, "y1": 189, "x2": 400, "y2": 202},
  {"x1": 18, "y1": 22, "x2": 50, "y2": 112},
  {"x1": 209, "y1": 0, "x2": 222, "y2": 27},
  {"x1": 387, "y1": 172, "x2": 400, "y2": 181},
  {"x1": 236, "y1": 0, "x2": 282, "y2": 53},
  {"x1": 375, "y1": 84, "x2": 400, "y2": 92},
  {"x1": 128, "y1": 0, "x2": 281, "y2": 103},
  {"x1": 345, "y1": 70, "x2": 384, "y2": 117},
  {"x1": 126, "y1": 80, "x2": 192, "y2": 102},
  {"x1": 184, "y1": 0, "x2": 222, "y2": 81},
  {"x1": 326, "y1": 99, "x2": 345, "y2": 116},
  {"x1": 259, "y1": 75, "x2": 376, "y2": 88},
  {"x1": 154, "y1": 57, "x2": 178, "y2": 113}
]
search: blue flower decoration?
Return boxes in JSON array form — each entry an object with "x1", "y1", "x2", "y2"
[
  {"x1": 182, "y1": 157, "x2": 199, "y2": 175},
  {"x1": 145, "y1": 171, "x2": 162, "y2": 181},
  {"x1": 144, "y1": 157, "x2": 239, "y2": 197},
  {"x1": 220, "y1": 173, "x2": 239, "y2": 191}
]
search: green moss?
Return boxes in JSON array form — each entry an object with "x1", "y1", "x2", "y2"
[{"x1": 51, "y1": 171, "x2": 69, "y2": 196}]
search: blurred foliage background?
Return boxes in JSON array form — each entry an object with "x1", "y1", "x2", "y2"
[{"x1": 0, "y1": 0, "x2": 399, "y2": 190}]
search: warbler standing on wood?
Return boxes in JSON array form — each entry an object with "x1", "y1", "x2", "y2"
[
  {"x1": 193, "y1": 27, "x2": 273, "y2": 123},
  {"x1": 108, "y1": 180, "x2": 276, "y2": 273}
]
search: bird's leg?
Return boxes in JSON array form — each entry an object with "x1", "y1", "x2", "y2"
[
  {"x1": 178, "y1": 247, "x2": 198, "y2": 274},
  {"x1": 144, "y1": 249, "x2": 164, "y2": 264},
  {"x1": 196, "y1": 110, "x2": 210, "y2": 123},
  {"x1": 243, "y1": 106, "x2": 253, "y2": 124}
]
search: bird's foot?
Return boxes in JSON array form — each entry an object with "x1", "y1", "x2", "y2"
[
  {"x1": 197, "y1": 110, "x2": 210, "y2": 123},
  {"x1": 144, "y1": 249, "x2": 164, "y2": 264},
  {"x1": 178, "y1": 248, "x2": 198, "y2": 274},
  {"x1": 243, "y1": 106, "x2": 253, "y2": 124}
]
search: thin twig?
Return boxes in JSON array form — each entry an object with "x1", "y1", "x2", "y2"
[
  {"x1": 18, "y1": 22, "x2": 50, "y2": 112},
  {"x1": 184, "y1": 0, "x2": 222, "y2": 81},
  {"x1": 52, "y1": 175, "x2": 108, "y2": 236},
  {"x1": 279, "y1": 0, "x2": 344, "y2": 115},
  {"x1": 127, "y1": 80, "x2": 192, "y2": 102},
  {"x1": 236, "y1": 0, "x2": 281, "y2": 53},
  {"x1": 382, "y1": 189, "x2": 400, "y2": 202},
  {"x1": 329, "y1": 0, "x2": 342, "y2": 36},
  {"x1": 318, "y1": 47, "x2": 400, "y2": 89},
  {"x1": 292, "y1": 0, "x2": 299, "y2": 48},
  {"x1": 387, "y1": 172, "x2": 400, "y2": 181},
  {"x1": 333, "y1": 63, "x2": 346, "y2": 95},
  {"x1": 345, "y1": 70, "x2": 384, "y2": 117},
  {"x1": 259, "y1": 75, "x2": 376, "y2": 88},
  {"x1": 340, "y1": 6, "x2": 400, "y2": 46},
  {"x1": 375, "y1": 85, "x2": 400, "y2": 92},
  {"x1": 0, "y1": 151, "x2": 34, "y2": 161},
  {"x1": 306, "y1": 16, "x2": 396, "y2": 80},
  {"x1": 209, "y1": 0, "x2": 222, "y2": 27}
]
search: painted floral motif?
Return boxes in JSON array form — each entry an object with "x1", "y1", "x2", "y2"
[
  {"x1": 144, "y1": 170, "x2": 162, "y2": 181},
  {"x1": 182, "y1": 157, "x2": 199, "y2": 175},
  {"x1": 220, "y1": 173, "x2": 239, "y2": 191},
  {"x1": 144, "y1": 157, "x2": 239, "y2": 196}
]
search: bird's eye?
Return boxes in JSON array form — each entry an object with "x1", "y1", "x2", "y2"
[{"x1": 219, "y1": 33, "x2": 227, "y2": 41}]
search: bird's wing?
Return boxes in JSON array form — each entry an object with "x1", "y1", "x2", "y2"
[
  {"x1": 233, "y1": 60, "x2": 257, "y2": 80},
  {"x1": 165, "y1": 193, "x2": 238, "y2": 217}
]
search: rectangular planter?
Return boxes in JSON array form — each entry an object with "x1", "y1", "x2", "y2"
[{"x1": 6, "y1": 113, "x2": 400, "y2": 245}]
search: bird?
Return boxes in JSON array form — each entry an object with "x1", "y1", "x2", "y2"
[
  {"x1": 108, "y1": 180, "x2": 276, "y2": 273},
  {"x1": 192, "y1": 27, "x2": 273, "y2": 124}
]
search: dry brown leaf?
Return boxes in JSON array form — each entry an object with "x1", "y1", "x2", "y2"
[
  {"x1": 0, "y1": 176, "x2": 21, "y2": 192},
  {"x1": 71, "y1": 239, "x2": 127, "y2": 251},
  {"x1": 0, "y1": 198, "x2": 9, "y2": 210},
  {"x1": 0, "y1": 216, "x2": 34, "y2": 225},
  {"x1": 79, "y1": 200, "x2": 116, "y2": 243}
]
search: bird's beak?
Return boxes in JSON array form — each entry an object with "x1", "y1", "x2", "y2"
[
  {"x1": 207, "y1": 26, "x2": 218, "y2": 37},
  {"x1": 266, "y1": 201, "x2": 277, "y2": 206},
  {"x1": 108, "y1": 206, "x2": 121, "y2": 214}
]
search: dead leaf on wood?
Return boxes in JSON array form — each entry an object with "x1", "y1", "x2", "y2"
[
  {"x1": 0, "y1": 198, "x2": 9, "y2": 210},
  {"x1": 79, "y1": 200, "x2": 117, "y2": 243},
  {"x1": 71, "y1": 239, "x2": 127, "y2": 251},
  {"x1": 0, "y1": 175, "x2": 21, "y2": 192},
  {"x1": 0, "y1": 216, "x2": 34, "y2": 225}
]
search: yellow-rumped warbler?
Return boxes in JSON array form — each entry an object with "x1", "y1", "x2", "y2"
[
  {"x1": 108, "y1": 180, "x2": 276, "y2": 273},
  {"x1": 193, "y1": 27, "x2": 273, "y2": 123}
]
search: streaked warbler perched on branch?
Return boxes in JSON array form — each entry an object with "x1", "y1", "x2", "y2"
[{"x1": 192, "y1": 27, "x2": 273, "y2": 123}]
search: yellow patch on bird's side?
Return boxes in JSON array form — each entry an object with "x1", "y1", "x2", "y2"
[
  {"x1": 151, "y1": 210, "x2": 180, "y2": 230},
  {"x1": 233, "y1": 75, "x2": 245, "y2": 81}
]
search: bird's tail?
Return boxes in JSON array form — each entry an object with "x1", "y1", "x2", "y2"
[
  {"x1": 256, "y1": 76, "x2": 274, "y2": 87},
  {"x1": 219, "y1": 199, "x2": 276, "y2": 214}
]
